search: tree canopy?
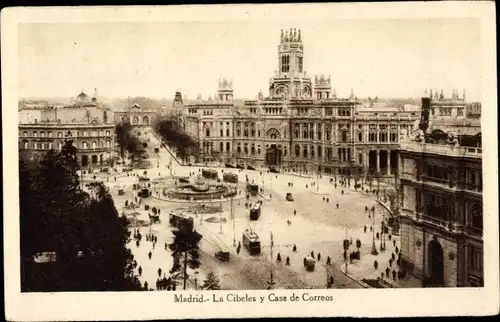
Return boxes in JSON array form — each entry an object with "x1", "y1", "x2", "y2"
[
  {"x1": 20, "y1": 141, "x2": 142, "y2": 292},
  {"x1": 155, "y1": 117, "x2": 200, "y2": 163}
]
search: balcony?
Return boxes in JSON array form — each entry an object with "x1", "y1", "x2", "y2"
[{"x1": 400, "y1": 142, "x2": 482, "y2": 158}]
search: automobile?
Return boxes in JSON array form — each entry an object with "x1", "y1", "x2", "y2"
[
  {"x1": 286, "y1": 193, "x2": 294, "y2": 201},
  {"x1": 118, "y1": 189, "x2": 125, "y2": 195},
  {"x1": 269, "y1": 166, "x2": 280, "y2": 173},
  {"x1": 215, "y1": 251, "x2": 230, "y2": 262}
]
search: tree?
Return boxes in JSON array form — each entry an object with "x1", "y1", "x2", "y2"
[
  {"x1": 202, "y1": 271, "x2": 221, "y2": 290},
  {"x1": 20, "y1": 140, "x2": 142, "y2": 292},
  {"x1": 168, "y1": 229, "x2": 203, "y2": 290}
]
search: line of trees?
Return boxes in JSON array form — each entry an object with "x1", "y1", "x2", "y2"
[
  {"x1": 20, "y1": 141, "x2": 142, "y2": 292},
  {"x1": 155, "y1": 117, "x2": 200, "y2": 163},
  {"x1": 115, "y1": 121, "x2": 144, "y2": 162}
]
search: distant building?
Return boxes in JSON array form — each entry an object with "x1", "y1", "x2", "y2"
[
  {"x1": 174, "y1": 28, "x2": 420, "y2": 175},
  {"x1": 397, "y1": 96, "x2": 482, "y2": 287},
  {"x1": 18, "y1": 89, "x2": 116, "y2": 168},
  {"x1": 114, "y1": 102, "x2": 158, "y2": 127}
]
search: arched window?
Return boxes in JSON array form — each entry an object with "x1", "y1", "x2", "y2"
[
  {"x1": 106, "y1": 140, "x2": 111, "y2": 148},
  {"x1": 318, "y1": 146, "x2": 322, "y2": 157},
  {"x1": 83, "y1": 141, "x2": 88, "y2": 149},
  {"x1": 281, "y1": 55, "x2": 290, "y2": 73},
  {"x1": 23, "y1": 131, "x2": 28, "y2": 137},
  {"x1": 295, "y1": 145, "x2": 300, "y2": 157},
  {"x1": 33, "y1": 131, "x2": 38, "y2": 137},
  {"x1": 220, "y1": 142, "x2": 223, "y2": 152},
  {"x1": 24, "y1": 142, "x2": 28, "y2": 149},
  {"x1": 58, "y1": 143, "x2": 62, "y2": 150},
  {"x1": 226, "y1": 142, "x2": 230, "y2": 152},
  {"x1": 34, "y1": 142, "x2": 38, "y2": 149},
  {"x1": 40, "y1": 131, "x2": 45, "y2": 138},
  {"x1": 251, "y1": 146, "x2": 255, "y2": 155},
  {"x1": 92, "y1": 141, "x2": 97, "y2": 149},
  {"x1": 143, "y1": 115, "x2": 149, "y2": 125},
  {"x1": 303, "y1": 146, "x2": 308, "y2": 158},
  {"x1": 58, "y1": 132, "x2": 63, "y2": 138}
]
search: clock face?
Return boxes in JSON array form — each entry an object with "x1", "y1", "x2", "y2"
[{"x1": 283, "y1": 45, "x2": 288, "y2": 50}]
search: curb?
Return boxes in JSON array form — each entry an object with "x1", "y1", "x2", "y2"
[{"x1": 339, "y1": 265, "x2": 370, "y2": 288}]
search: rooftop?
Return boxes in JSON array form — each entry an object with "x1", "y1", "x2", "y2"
[{"x1": 399, "y1": 141, "x2": 482, "y2": 159}]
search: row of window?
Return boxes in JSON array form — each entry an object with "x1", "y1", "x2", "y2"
[
  {"x1": 22, "y1": 130, "x2": 111, "y2": 138},
  {"x1": 423, "y1": 194, "x2": 482, "y2": 230},
  {"x1": 23, "y1": 140, "x2": 112, "y2": 150}
]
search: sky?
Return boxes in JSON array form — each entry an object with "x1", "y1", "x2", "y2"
[{"x1": 18, "y1": 19, "x2": 481, "y2": 101}]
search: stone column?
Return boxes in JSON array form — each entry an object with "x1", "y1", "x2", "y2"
[
  {"x1": 387, "y1": 150, "x2": 392, "y2": 175},
  {"x1": 376, "y1": 150, "x2": 380, "y2": 173}
]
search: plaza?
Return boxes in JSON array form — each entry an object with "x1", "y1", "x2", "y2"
[{"x1": 84, "y1": 126, "x2": 403, "y2": 290}]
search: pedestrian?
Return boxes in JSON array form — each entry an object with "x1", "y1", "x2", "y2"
[
  {"x1": 158, "y1": 268, "x2": 162, "y2": 277},
  {"x1": 136, "y1": 240, "x2": 140, "y2": 247},
  {"x1": 389, "y1": 258, "x2": 393, "y2": 267},
  {"x1": 376, "y1": 232, "x2": 380, "y2": 240},
  {"x1": 326, "y1": 198, "x2": 329, "y2": 203},
  {"x1": 395, "y1": 246, "x2": 399, "y2": 254},
  {"x1": 286, "y1": 256, "x2": 290, "y2": 266},
  {"x1": 397, "y1": 270, "x2": 402, "y2": 280},
  {"x1": 388, "y1": 234, "x2": 392, "y2": 241},
  {"x1": 391, "y1": 253, "x2": 396, "y2": 261},
  {"x1": 374, "y1": 260, "x2": 378, "y2": 270},
  {"x1": 341, "y1": 190, "x2": 344, "y2": 195},
  {"x1": 363, "y1": 225, "x2": 367, "y2": 233},
  {"x1": 317, "y1": 253, "x2": 321, "y2": 261},
  {"x1": 138, "y1": 266, "x2": 142, "y2": 276},
  {"x1": 311, "y1": 251, "x2": 315, "y2": 258},
  {"x1": 329, "y1": 276, "x2": 334, "y2": 286},
  {"x1": 293, "y1": 209, "x2": 297, "y2": 215},
  {"x1": 303, "y1": 257, "x2": 307, "y2": 267},
  {"x1": 365, "y1": 206, "x2": 368, "y2": 212},
  {"x1": 293, "y1": 244, "x2": 297, "y2": 252},
  {"x1": 392, "y1": 269, "x2": 397, "y2": 281},
  {"x1": 153, "y1": 243, "x2": 156, "y2": 250},
  {"x1": 144, "y1": 281, "x2": 148, "y2": 290},
  {"x1": 165, "y1": 242, "x2": 168, "y2": 250},
  {"x1": 277, "y1": 253, "x2": 282, "y2": 262},
  {"x1": 148, "y1": 251, "x2": 152, "y2": 260},
  {"x1": 370, "y1": 226, "x2": 373, "y2": 232},
  {"x1": 236, "y1": 245, "x2": 241, "y2": 255},
  {"x1": 385, "y1": 267, "x2": 390, "y2": 277},
  {"x1": 326, "y1": 256, "x2": 331, "y2": 265},
  {"x1": 336, "y1": 203, "x2": 339, "y2": 209},
  {"x1": 393, "y1": 239, "x2": 397, "y2": 247}
]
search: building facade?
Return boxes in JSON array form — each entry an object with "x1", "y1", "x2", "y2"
[
  {"x1": 397, "y1": 98, "x2": 483, "y2": 287},
  {"x1": 177, "y1": 28, "x2": 420, "y2": 175},
  {"x1": 18, "y1": 90, "x2": 116, "y2": 168},
  {"x1": 114, "y1": 102, "x2": 158, "y2": 127}
]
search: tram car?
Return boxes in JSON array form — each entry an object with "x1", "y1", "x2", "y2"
[
  {"x1": 246, "y1": 183, "x2": 259, "y2": 196},
  {"x1": 249, "y1": 200, "x2": 263, "y2": 221},
  {"x1": 222, "y1": 172, "x2": 238, "y2": 184},
  {"x1": 201, "y1": 169, "x2": 218, "y2": 180},
  {"x1": 242, "y1": 229, "x2": 261, "y2": 255},
  {"x1": 169, "y1": 212, "x2": 194, "y2": 232},
  {"x1": 304, "y1": 256, "x2": 316, "y2": 271}
]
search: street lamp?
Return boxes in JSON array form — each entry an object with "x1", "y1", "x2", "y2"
[{"x1": 371, "y1": 207, "x2": 378, "y2": 255}]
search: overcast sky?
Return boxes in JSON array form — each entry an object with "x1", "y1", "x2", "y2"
[{"x1": 18, "y1": 19, "x2": 481, "y2": 101}]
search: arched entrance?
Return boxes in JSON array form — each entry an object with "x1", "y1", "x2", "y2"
[
  {"x1": 427, "y1": 238, "x2": 445, "y2": 287},
  {"x1": 143, "y1": 115, "x2": 149, "y2": 125},
  {"x1": 266, "y1": 144, "x2": 282, "y2": 166},
  {"x1": 368, "y1": 150, "x2": 377, "y2": 171}
]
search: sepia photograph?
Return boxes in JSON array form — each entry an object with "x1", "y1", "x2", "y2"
[{"x1": 2, "y1": 2, "x2": 498, "y2": 320}]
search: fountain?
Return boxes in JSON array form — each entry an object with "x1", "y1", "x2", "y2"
[{"x1": 163, "y1": 175, "x2": 236, "y2": 201}]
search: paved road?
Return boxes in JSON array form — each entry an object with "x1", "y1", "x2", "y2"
[{"x1": 104, "y1": 127, "x2": 392, "y2": 290}]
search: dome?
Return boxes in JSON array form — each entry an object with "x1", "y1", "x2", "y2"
[{"x1": 77, "y1": 91, "x2": 88, "y2": 101}]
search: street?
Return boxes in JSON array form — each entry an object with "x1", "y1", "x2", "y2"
[{"x1": 96, "y1": 127, "x2": 392, "y2": 290}]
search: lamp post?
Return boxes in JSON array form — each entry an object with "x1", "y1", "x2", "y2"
[
  {"x1": 371, "y1": 207, "x2": 378, "y2": 255},
  {"x1": 219, "y1": 197, "x2": 223, "y2": 234},
  {"x1": 268, "y1": 231, "x2": 276, "y2": 289},
  {"x1": 231, "y1": 197, "x2": 236, "y2": 246}
]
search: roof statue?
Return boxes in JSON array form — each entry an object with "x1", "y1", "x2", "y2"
[
  {"x1": 298, "y1": 29, "x2": 301, "y2": 41},
  {"x1": 284, "y1": 30, "x2": 288, "y2": 42},
  {"x1": 293, "y1": 28, "x2": 297, "y2": 41},
  {"x1": 463, "y1": 88, "x2": 466, "y2": 101},
  {"x1": 281, "y1": 29, "x2": 284, "y2": 42},
  {"x1": 315, "y1": 75, "x2": 318, "y2": 83},
  {"x1": 327, "y1": 75, "x2": 331, "y2": 84},
  {"x1": 289, "y1": 28, "x2": 293, "y2": 41},
  {"x1": 429, "y1": 88, "x2": 433, "y2": 98}
]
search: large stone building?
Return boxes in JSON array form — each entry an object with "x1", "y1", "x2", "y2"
[
  {"x1": 114, "y1": 102, "x2": 158, "y2": 127},
  {"x1": 18, "y1": 90, "x2": 116, "y2": 168},
  {"x1": 176, "y1": 28, "x2": 420, "y2": 175},
  {"x1": 397, "y1": 94, "x2": 482, "y2": 287}
]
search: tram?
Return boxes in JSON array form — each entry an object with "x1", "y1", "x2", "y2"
[
  {"x1": 249, "y1": 200, "x2": 263, "y2": 220},
  {"x1": 242, "y1": 229, "x2": 261, "y2": 255}
]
